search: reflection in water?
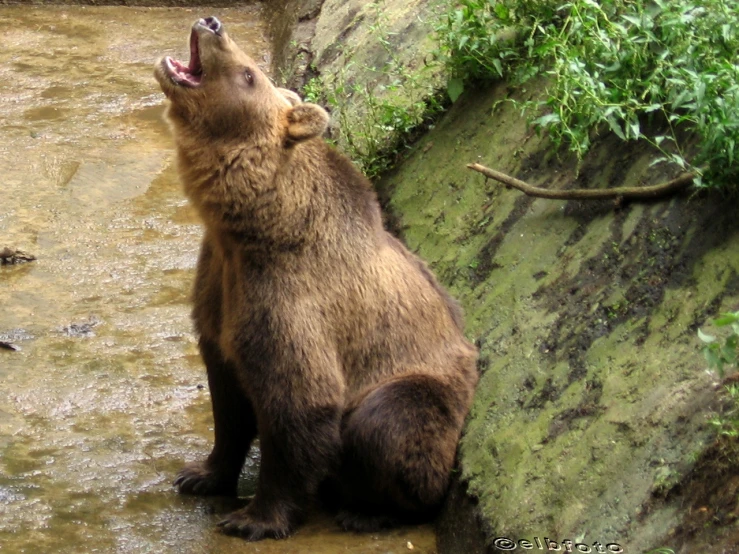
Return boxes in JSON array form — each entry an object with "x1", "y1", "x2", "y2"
[{"x1": 0, "y1": 6, "x2": 436, "y2": 554}]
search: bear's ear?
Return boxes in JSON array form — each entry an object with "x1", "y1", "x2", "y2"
[
  {"x1": 277, "y1": 87, "x2": 302, "y2": 106},
  {"x1": 286, "y1": 103, "x2": 329, "y2": 143}
]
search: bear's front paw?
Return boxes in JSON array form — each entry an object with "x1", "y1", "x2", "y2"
[
  {"x1": 174, "y1": 461, "x2": 237, "y2": 496},
  {"x1": 217, "y1": 505, "x2": 294, "y2": 541}
]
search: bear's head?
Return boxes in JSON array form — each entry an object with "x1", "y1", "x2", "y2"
[{"x1": 154, "y1": 17, "x2": 328, "y2": 146}]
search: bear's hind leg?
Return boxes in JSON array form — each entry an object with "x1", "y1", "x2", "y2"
[
  {"x1": 175, "y1": 338, "x2": 257, "y2": 496},
  {"x1": 337, "y1": 373, "x2": 470, "y2": 531}
]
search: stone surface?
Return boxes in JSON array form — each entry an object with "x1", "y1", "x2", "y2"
[{"x1": 274, "y1": 0, "x2": 443, "y2": 88}]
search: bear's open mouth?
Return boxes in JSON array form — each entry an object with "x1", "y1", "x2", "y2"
[{"x1": 162, "y1": 29, "x2": 203, "y2": 88}]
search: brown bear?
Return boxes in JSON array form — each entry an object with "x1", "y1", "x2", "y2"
[{"x1": 154, "y1": 16, "x2": 479, "y2": 541}]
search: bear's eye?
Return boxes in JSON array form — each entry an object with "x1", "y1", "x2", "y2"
[{"x1": 244, "y1": 69, "x2": 254, "y2": 86}]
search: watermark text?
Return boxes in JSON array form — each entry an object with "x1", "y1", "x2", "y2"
[{"x1": 492, "y1": 537, "x2": 624, "y2": 553}]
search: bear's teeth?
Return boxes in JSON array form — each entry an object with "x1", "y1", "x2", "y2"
[{"x1": 164, "y1": 57, "x2": 201, "y2": 87}]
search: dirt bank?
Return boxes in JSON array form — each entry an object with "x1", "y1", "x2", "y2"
[{"x1": 379, "y1": 82, "x2": 739, "y2": 553}]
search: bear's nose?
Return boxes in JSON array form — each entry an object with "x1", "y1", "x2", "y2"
[{"x1": 198, "y1": 16, "x2": 222, "y2": 36}]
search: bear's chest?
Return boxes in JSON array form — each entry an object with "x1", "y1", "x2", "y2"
[{"x1": 212, "y1": 255, "x2": 334, "y2": 362}]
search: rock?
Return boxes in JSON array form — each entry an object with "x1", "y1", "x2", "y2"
[{"x1": 0, "y1": 247, "x2": 36, "y2": 265}]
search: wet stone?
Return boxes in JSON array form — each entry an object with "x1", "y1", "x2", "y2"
[
  {"x1": 59, "y1": 316, "x2": 102, "y2": 337},
  {"x1": 0, "y1": 247, "x2": 36, "y2": 265},
  {"x1": 0, "y1": 328, "x2": 34, "y2": 351},
  {"x1": 0, "y1": 342, "x2": 21, "y2": 352}
]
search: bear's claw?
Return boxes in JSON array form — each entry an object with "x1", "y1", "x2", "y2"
[
  {"x1": 217, "y1": 507, "x2": 293, "y2": 541},
  {"x1": 174, "y1": 461, "x2": 237, "y2": 496}
]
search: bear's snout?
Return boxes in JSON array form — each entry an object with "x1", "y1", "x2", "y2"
[{"x1": 194, "y1": 16, "x2": 222, "y2": 37}]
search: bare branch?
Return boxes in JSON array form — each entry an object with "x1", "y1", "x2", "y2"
[{"x1": 467, "y1": 163, "x2": 695, "y2": 200}]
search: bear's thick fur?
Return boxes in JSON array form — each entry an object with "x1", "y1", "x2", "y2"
[{"x1": 154, "y1": 16, "x2": 479, "y2": 541}]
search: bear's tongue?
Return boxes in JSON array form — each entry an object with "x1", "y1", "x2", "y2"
[{"x1": 165, "y1": 29, "x2": 203, "y2": 87}]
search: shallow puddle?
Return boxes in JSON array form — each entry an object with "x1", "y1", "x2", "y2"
[{"x1": 0, "y1": 6, "x2": 436, "y2": 553}]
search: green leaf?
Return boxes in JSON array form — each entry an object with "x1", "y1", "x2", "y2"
[
  {"x1": 447, "y1": 78, "x2": 465, "y2": 103},
  {"x1": 698, "y1": 328, "x2": 717, "y2": 344},
  {"x1": 670, "y1": 153, "x2": 687, "y2": 169},
  {"x1": 722, "y1": 24, "x2": 732, "y2": 42},
  {"x1": 494, "y1": 3, "x2": 509, "y2": 21},
  {"x1": 714, "y1": 312, "x2": 739, "y2": 326},
  {"x1": 606, "y1": 115, "x2": 626, "y2": 140},
  {"x1": 704, "y1": 345, "x2": 724, "y2": 376},
  {"x1": 492, "y1": 58, "x2": 503, "y2": 77},
  {"x1": 622, "y1": 15, "x2": 643, "y2": 28},
  {"x1": 721, "y1": 337, "x2": 737, "y2": 364},
  {"x1": 671, "y1": 90, "x2": 691, "y2": 110},
  {"x1": 534, "y1": 113, "x2": 561, "y2": 128}
]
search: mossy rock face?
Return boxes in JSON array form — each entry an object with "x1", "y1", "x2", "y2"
[
  {"x1": 309, "y1": 0, "x2": 440, "y2": 81},
  {"x1": 273, "y1": 0, "x2": 447, "y2": 167},
  {"x1": 378, "y1": 83, "x2": 739, "y2": 552}
]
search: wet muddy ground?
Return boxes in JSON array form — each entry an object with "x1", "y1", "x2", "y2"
[{"x1": 0, "y1": 6, "x2": 435, "y2": 553}]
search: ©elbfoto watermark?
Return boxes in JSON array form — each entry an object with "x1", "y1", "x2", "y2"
[{"x1": 492, "y1": 537, "x2": 624, "y2": 552}]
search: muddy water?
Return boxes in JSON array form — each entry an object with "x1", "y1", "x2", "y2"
[{"x1": 0, "y1": 7, "x2": 436, "y2": 554}]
